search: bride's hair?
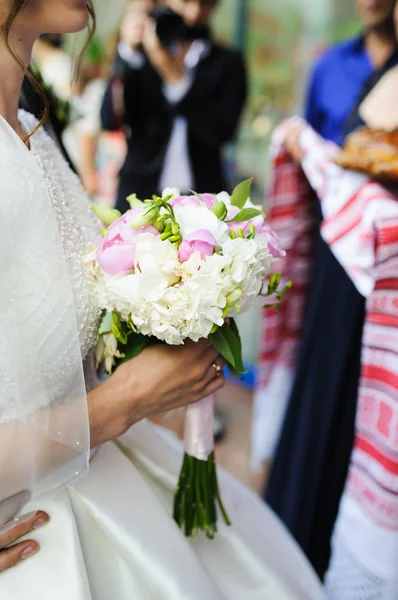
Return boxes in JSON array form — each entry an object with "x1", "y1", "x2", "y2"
[{"x1": 2, "y1": 0, "x2": 96, "y2": 140}]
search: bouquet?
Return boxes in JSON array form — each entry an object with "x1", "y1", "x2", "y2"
[{"x1": 84, "y1": 179, "x2": 289, "y2": 539}]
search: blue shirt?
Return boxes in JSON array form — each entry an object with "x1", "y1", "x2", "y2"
[{"x1": 305, "y1": 36, "x2": 374, "y2": 146}]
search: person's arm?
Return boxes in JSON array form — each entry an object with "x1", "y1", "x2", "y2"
[
  {"x1": 79, "y1": 81, "x2": 105, "y2": 197},
  {"x1": 175, "y1": 52, "x2": 248, "y2": 149},
  {"x1": 80, "y1": 133, "x2": 99, "y2": 197},
  {"x1": 100, "y1": 53, "x2": 141, "y2": 132},
  {"x1": 101, "y1": 2, "x2": 148, "y2": 133}
]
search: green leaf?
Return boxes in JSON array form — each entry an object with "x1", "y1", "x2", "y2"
[
  {"x1": 226, "y1": 208, "x2": 263, "y2": 223},
  {"x1": 118, "y1": 333, "x2": 148, "y2": 364},
  {"x1": 210, "y1": 322, "x2": 246, "y2": 375},
  {"x1": 112, "y1": 311, "x2": 121, "y2": 329},
  {"x1": 230, "y1": 178, "x2": 253, "y2": 209}
]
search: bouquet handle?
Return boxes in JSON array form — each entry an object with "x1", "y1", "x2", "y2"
[{"x1": 173, "y1": 395, "x2": 231, "y2": 539}]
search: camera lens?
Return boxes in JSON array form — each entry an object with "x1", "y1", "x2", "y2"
[{"x1": 150, "y1": 6, "x2": 187, "y2": 48}]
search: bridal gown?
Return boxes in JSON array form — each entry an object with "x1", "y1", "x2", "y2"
[{"x1": 0, "y1": 111, "x2": 325, "y2": 600}]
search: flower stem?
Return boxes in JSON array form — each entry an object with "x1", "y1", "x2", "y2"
[{"x1": 173, "y1": 452, "x2": 229, "y2": 539}]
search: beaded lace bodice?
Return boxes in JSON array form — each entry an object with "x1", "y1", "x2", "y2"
[{"x1": 19, "y1": 111, "x2": 101, "y2": 365}]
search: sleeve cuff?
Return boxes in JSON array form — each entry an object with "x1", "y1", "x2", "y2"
[
  {"x1": 162, "y1": 73, "x2": 193, "y2": 105},
  {"x1": 118, "y1": 42, "x2": 144, "y2": 69}
]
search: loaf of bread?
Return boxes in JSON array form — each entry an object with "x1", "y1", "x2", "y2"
[{"x1": 334, "y1": 127, "x2": 398, "y2": 182}]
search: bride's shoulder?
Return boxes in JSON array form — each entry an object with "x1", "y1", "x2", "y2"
[{"x1": 0, "y1": 112, "x2": 44, "y2": 215}]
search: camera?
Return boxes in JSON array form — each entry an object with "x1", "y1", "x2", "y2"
[{"x1": 150, "y1": 6, "x2": 209, "y2": 48}]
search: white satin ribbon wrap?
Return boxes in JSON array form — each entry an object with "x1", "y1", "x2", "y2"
[{"x1": 184, "y1": 395, "x2": 214, "y2": 460}]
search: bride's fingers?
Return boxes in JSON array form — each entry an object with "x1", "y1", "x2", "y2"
[
  {"x1": 201, "y1": 346, "x2": 223, "y2": 371},
  {"x1": 0, "y1": 510, "x2": 49, "y2": 549},
  {"x1": 199, "y1": 370, "x2": 226, "y2": 399},
  {"x1": 197, "y1": 359, "x2": 226, "y2": 394},
  {"x1": 0, "y1": 540, "x2": 40, "y2": 572}
]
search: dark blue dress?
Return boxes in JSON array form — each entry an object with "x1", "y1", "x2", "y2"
[{"x1": 265, "y1": 37, "x2": 398, "y2": 576}]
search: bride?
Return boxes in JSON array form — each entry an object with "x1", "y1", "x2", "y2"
[{"x1": 0, "y1": 1, "x2": 324, "y2": 598}]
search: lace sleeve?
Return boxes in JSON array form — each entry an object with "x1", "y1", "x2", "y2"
[{"x1": 0, "y1": 115, "x2": 91, "y2": 522}]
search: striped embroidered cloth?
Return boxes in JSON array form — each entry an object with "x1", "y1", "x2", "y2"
[
  {"x1": 256, "y1": 123, "x2": 318, "y2": 390},
  {"x1": 282, "y1": 121, "x2": 398, "y2": 597}
]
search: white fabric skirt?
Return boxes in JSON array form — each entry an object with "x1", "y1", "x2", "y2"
[{"x1": 1, "y1": 421, "x2": 325, "y2": 600}]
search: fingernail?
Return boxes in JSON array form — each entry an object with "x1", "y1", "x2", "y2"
[
  {"x1": 14, "y1": 511, "x2": 38, "y2": 525},
  {"x1": 33, "y1": 517, "x2": 48, "y2": 529},
  {"x1": 21, "y1": 546, "x2": 37, "y2": 560}
]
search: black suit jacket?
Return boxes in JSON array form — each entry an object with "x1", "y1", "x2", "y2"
[{"x1": 101, "y1": 42, "x2": 247, "y2": 213}]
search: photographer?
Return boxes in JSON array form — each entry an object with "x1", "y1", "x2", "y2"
[{"x1": 101, "y1": 0, "x2": 247, "y2": 213}]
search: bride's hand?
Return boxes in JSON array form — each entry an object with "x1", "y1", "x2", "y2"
[
  {"x1": 0, "y1": 510, "x2": 50, "y2": 572},
  {"x1": 88, "y1": 339, "x2": 226, "y2": 447}
]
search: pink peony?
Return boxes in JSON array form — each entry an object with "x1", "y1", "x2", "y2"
[
  {"x1": 257, "y1": 223, "x2": 285, "y2": 258},
  {"x1": 170, "y1": 194, "x2": 217, "y2": 210},
  {"x1": 96, "y1": 207, "x2": 159, "y2": 275},
  {"x1": 178, "y1": 229, "x2": 218, "y2": 263},
  {"x1": 227, "y1": 207, "x2": 285, "y2": 258}
]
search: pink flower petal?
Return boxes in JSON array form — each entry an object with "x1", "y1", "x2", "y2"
[
  {"x1": 184, "y1": 229, "x2": 218, "y2": 246},
  {"x1": 97, "y1": 244, "x2": 135, "y2": 275}
]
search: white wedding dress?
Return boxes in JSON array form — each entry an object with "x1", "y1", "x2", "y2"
[{"x1": 0, "y1": 111, "x2": 325, "y2": 600}]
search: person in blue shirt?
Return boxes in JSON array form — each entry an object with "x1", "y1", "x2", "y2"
[
  {"x1": 306, "y1": 0, "x2": 398, "y2": 145},
  {"x1": 265, "y1": 0, "x2": 398, "y2": 579}
]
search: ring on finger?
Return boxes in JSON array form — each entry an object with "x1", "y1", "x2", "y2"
[{"x1": 212, "y1": 362, "x2": 222, "y2": 377}]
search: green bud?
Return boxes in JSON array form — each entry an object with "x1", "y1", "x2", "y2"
[
  {"x1": 130, "y1": 205, "x2": 159, "y2": 230},
  {"x1": 211, "y1": 201, "x2": 227, "y2": 220},
  {"x1": 157, "y1": 214, "x2": 168, "y2": 224},
  {"x1": 238, "y1": 228, "x2": 245, "y2": 239},
  {"x1": 160, "y1": 230, "x2": 172, "y2": 241},
  {"x1": 91, "y1": 204, "x2": 121, "y2": 227},
  {"x1": 172, "y1": 223, "x2": 179, "y2": 235},
  {"x1": 234, "y1": 303, "x2": 241, "y2": 313},
  {"x1": 168, "y1": 235, "x2": 181, "y2": 243},
  {"x1": 126, "y1": 193, "x2": 143, "y2": 209},
  {"x1": 249, "y1": 223, "x2": 255, "y2": 237},
  {"x1": 229, "y1": 230, "x2": 237, "y2": 240},
  {"x1": 152, "y1": 220, "x2": 164, "y2": 233},
  {"x1": 100, "y1": 228, "x2": 108, "y2": 238}
]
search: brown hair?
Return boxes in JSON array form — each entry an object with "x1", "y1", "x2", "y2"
[{"x1": 1, "y1": 0, "x2": 96, "y2": 141}]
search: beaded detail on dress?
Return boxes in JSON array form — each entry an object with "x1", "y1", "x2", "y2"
[{"x1": 19, "y1": 110, "x2": 101, "y2": 362}]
